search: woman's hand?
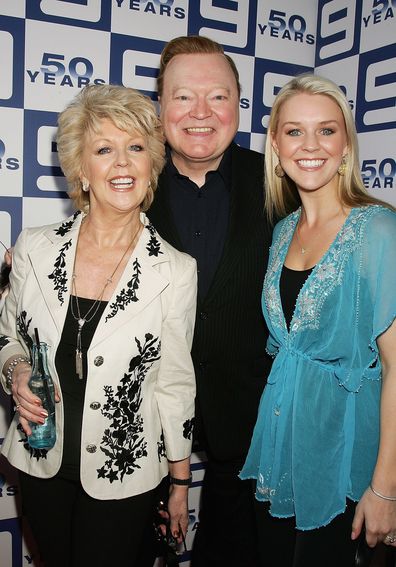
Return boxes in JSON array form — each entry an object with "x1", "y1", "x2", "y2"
[
  {"x1": 4, "y1": 247, "x2": 12, "y2": 267},
  {"x1": 11, "y1": 362, "x2": 60, "y2": 436},
  {"x1": 352, "y1": 486, "x2": 396, "y2": 547},
  {"x1": 167, "y1": 484, "x2": 189, "y2": 541}
]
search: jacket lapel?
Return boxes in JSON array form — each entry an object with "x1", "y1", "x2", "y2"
[
  {"x1": 90, "y1": 216, "x2": 170, "y2": 348},
  {"x1": 29, "y1": 211, "x2": 83, "y2": 334},
  {"x1": 29, "y1": 212, "x2": 170, "y2": 346}
]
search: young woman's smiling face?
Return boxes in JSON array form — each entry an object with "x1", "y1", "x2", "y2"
[{"x1": 272, "y1": 92, "x2": 348, "y2": 196}]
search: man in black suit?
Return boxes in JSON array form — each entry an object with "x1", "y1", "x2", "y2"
[{"x1": 148, "y1": 36, "x2": 272, "y2": 567}]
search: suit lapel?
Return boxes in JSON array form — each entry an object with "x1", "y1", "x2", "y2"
[
  {"x1": 203, "y1": 144, "x2": 263, "y2": 304},
  {"x1": 148, "y1": 171, "x2": 183, "y2": 251}
]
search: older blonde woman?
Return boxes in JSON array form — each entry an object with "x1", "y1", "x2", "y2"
[{"x1": 0, "y1": 84, "x2": 197, "y2": 567}]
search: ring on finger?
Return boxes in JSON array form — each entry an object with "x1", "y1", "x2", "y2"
[
  {"x1": 385, "y1": 533, "x2": 396, "y2": 544},
  {"x1": 14, "y1": 403, "x2": 21, "y2": 412}
]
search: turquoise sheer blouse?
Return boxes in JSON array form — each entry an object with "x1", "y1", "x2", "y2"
[{"x1": 240, "y1": 205, "x2": 396, "y2": 530}]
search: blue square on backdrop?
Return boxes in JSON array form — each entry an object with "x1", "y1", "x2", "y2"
[
  {"x1": 26, "y1": 0, "x2": 111, "y2": 31},
  {"x1": 110, "y1": 34, "x2": 163, "y2": 100},
  {"x1": 0, "y1": 197, "x2": 22, "y2": 245},
  {"x1": 235, "y1": 131, "x2": 251, "y2": 151},
  {"x1": 23, "y1": 110, "x2": 67, "y2": 199},
  {"x1": 188, "y1": 0, "x2": 257, "y2": 56},
  {"x1": 0, "y1": 16, "x2": 24, "y2": 109},
  {"x1": 252, "y1": 58, "x2": 312, "y2": 135},
  {"x1": 356, "y1": 43, "x2": 396, "y2": 133},
  {"x1": 315, "y1": 0, "x2": 362, "y2": 67}
]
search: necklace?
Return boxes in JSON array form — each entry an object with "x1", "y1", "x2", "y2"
[
  {"x1": 295, "y1": 222, "x2": 311, "y2": 255},
  {"x1": 70, "y1": 221, "x2": 142, "y2": 379},
  {"x1": 295, "y1": 209, "x2": 344, "y2": 255}
]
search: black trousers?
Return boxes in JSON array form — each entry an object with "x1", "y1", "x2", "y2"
[
  {"x1": 191, "y1": 458, "x2": 260, "y2": 567},
  {"x1": 19, "y1": 472, "x2": 157, "y2": 567},
  {"x1": 255, "y1": 499, "x2": 360, "y2": 567}
]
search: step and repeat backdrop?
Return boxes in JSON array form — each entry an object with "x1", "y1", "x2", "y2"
[{"x1": 0, "y1": 1, "x2": 395, "y2": 565}]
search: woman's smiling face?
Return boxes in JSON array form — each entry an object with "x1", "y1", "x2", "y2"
[
  {"x1": 272, "y1": 92, "x2": 348, "y2": 196},
  {"x1": 81, "y1": 118, "x2": 151, "y2": 215}
]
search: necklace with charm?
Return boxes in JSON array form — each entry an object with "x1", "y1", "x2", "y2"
[
  {"x1": 295, "y1": 209, "x2": 344, "y2": 255},
  {"x1": 70, "y1": 221, "x2": 142, "y2": 379},
  {"x1": 295, "y1": 222, "x2": 312, "y2": 255}
]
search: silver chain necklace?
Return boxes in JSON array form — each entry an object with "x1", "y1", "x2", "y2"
[{"x1": 70, "y1": 222, "x2": 142, "y2": 379}]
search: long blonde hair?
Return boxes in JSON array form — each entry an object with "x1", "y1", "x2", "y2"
[{"x1": 265, "y1": 73, "x2": 394, "y2": 223}]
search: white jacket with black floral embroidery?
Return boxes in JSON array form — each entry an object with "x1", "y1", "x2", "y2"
[{"x1": 0, "y1": 211, "x2": 197, "y2": 500}]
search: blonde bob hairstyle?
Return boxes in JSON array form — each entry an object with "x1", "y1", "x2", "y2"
[
  {"x1": 57, "y1": 84, "x2": 165, "y2": 213},
  {"x1": 265, "y1": 73, "x2": 392, "y2": 223}
]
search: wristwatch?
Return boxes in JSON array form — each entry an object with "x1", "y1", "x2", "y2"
[{"x1": 169, "y1": 473, "x2": 192, "y2": 486}]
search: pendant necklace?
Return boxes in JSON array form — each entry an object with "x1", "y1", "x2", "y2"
[
  {"x1": 295, "y1": 222, "x2": 311, "y2": 255},
  {"x1": 295, "y1": 209, "x2": 344, "y2": 255},
  {"x1": 70, "y1": 221, "x2": 142, "y2": 379}
]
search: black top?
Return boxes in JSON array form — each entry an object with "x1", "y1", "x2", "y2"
[
  {"x1": 279, "y1": 265, "x2": 314, "y2": 330},
  {"x1": 167, "y1": 145, "x2": 231, "y2": 299},
  {"x1": 55, "y1": 296, "x2": 107, "y2": 480}
]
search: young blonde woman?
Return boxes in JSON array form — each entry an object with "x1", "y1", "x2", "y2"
[{"x1": 240, "y1": 74, "x2": 396, "y2": 566}]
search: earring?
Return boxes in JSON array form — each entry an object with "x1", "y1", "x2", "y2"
[
  {"x1": 81, "y1": 179, "x2": 89, "y2": 192},
  {"x1": 275, "y1": 162, "x2": 285, "y2": 178},
  {"x1": 147, "y1": 181, "x2": 151, "y2": 189},
  {"x1": 338, "y1": 156, "x2": 347, "y2": 176}
]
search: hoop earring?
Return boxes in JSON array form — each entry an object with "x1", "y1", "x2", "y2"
[
  {"x1": 338, "y1": 156, "x2": 347, "y2": 176},
  {"x1": 275, "y1": 163, "x2": 285, "y2": 178}
]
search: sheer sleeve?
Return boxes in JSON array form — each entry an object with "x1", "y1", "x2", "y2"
[{"x1": 363, "y1": 207, "x2": 396, "y2": 354}]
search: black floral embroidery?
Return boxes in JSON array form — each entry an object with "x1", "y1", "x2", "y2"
[
  {"x1": 97, "y1": 333, "x2": 161, "y2": 483},
  {"x1": 157, "y1": 432, "x2": 166, "y2": 462},
  {"x1": 0, "y1": 335, "x2": 10, "y2": 351},
  {"x1": 54, "y1": 211, "x2": 80, "y2": 236},
  {"x1": 16, "y1": 311, "x2": 33, "y2": 354},
  {"x1": 17, "y1": 424, "x2": 48, "y2": 461},
  {"x1": 146, "y1": 223, "x2": 163, "y2": 257},
  {"x1": 105, "y1": 259, "x2": 141, "y2": 322},
  {"x1": 183, "y1": 418, "x2": 195, "y2": 440},
  {"x1": 47, "y1": 240, "x2": 72, "y2": 305}
]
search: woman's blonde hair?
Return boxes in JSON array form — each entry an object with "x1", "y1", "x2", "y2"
[
  {"x1": 57, "y1": 84, "x2": 165, "y2": 212},
  {"x1": 265, "y1": 73, "x2": 393, "y2": 223}
]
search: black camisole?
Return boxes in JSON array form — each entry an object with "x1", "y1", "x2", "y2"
[{"x1": 55, "y1": 296, "x2": 107, "y2": 480}]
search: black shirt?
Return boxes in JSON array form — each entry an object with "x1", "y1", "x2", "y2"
[
  {"x1": 166, "y1": 146, "x2": 231, "y2": 299},
  {"x1": 55, "y1": 296, "x2": 107, "y2": 480},
  {"x1": 280, "y1": 265, "x2": 313, "y2": 330}
]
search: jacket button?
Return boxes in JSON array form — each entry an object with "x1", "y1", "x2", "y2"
[
  {"x1": 90, "y1": 402, "x2": 101, "y2": 410},
  {"x1": 199, "y1": 312, "x2": 208, "y2": 320},
  {"x1": 94, "y1": 356, "x2": 104, "y2": 366},
  {"x1": 86, "y1": 444, "x2": 97, "y2": 453}
]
